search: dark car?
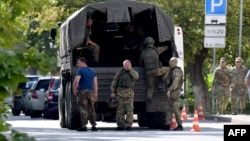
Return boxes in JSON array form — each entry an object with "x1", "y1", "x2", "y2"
[
  {"x1": 11, "y1": 75, "x2": 40, "y2": 116},
  {"x1": 43, "y1": 76, "x2": 60, "y2": 119}
]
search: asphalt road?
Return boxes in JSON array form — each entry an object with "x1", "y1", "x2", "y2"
[{"x1": 3, "y1": 115, "x2": 227, "y2": 141}]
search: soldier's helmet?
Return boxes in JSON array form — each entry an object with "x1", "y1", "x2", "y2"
[
  {"x1": 107, "y1": 97, "x2": 118, "y2": 108},
  {"x1": 169, "y1": 57, "x2": 178, "y2": 68},
  {"x1": 143, "y1": 36, "x2": 155, "y2": 46}
]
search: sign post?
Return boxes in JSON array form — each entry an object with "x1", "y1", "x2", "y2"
[
  {"x1": 205, "y1": 0, "x2": 227, "y2": 112},
  {"x1": 204, "y1": 0, "x2": 227, "y2": 48}
]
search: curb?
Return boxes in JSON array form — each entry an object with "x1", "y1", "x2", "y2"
[{"x1": 204, "y1": 115, "x2": 250, "y2": 124}]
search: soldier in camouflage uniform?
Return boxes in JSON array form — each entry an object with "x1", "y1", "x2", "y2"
[
  {"x1": 230, "y1": 57, "x2": 248, "y2": 114},
  {"x1": 139, "y1": 36, "x2": 169, "y2": 102},
  {"x1": 110, "y1": 59, "x2": 139, "y2": 131},
  {"x1": 162, "y1": 57, "x2": 184, "y2": 131},
  {"x1": 212, "y1": 57, "x2": 231, "y2": 115},
  {"x1": 82, "y1": 18, "x2": 100, "y2": 66},
  {"x1": 245, "y1": 70, "x2": 250, "y2": 101}
]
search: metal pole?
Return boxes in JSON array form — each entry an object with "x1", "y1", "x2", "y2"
[
  {"x1": 212, "y1": 48, "x2": 216, "y2": 112},
  {"x1": 238, "y1": 0, "x2": 243, "y2": 57}
]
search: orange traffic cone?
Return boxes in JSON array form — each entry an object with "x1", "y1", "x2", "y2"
[
  {"x1": 181, "y1": 104, "x2": 188, "y2": 120},
  {"x1": 198, "y1": 102, "x2": 204, "y2": 120},
  {"x1": 170, "y1": 113, "x2": 177, "y2": 129},
  {"x1": 190, "y1": 110, "x2": 201, "y2": 132}
]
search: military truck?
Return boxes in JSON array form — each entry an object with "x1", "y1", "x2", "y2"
[{"x1": 58, "y1": 0, "x2": 184, "y2": 129}]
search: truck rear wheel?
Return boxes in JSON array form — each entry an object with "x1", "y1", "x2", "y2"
[
  {"x1": 147, "y1": 112, "x2": 166, "y2": 129},
  {"x1": 65, "y1": 82, "x2": 80, "y2": 130},
  {"x1": 137, "y1": 112, "x2": 149, "y2": 127},
  {"x1": 59, "y1": 86, "x2": 66, "y2": 128}
]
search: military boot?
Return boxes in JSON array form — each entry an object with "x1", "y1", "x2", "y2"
[
  {"x1": 172, "y1": 125, "x2": 184, "y2": 131},
  {"x1": 161, "y1": 125, "x2": 170, "y2": 131}
]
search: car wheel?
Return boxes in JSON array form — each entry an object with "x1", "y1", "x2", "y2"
[
  {"x1": 12, "y1": 108, "x2": 21, "y2": 116},
  {"x1": 43, "y1": 107, "x2": 48, "y2": 119},
  {"x1": 30, "y1": 110, "x2": 40, "y2": 118},
  {"x1": 12, "y1": 98, "x2": 24, "y2": 116},
  {"x1": 24, "y1": 110, "x2": 30, "y2": 116}
]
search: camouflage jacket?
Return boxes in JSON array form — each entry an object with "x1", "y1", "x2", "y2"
[
  {"x1": 139, "y1": 45, "x2": 168, "y2": 71},
  {"x1": 231, "y1": 65, "x2": 248, "y2": 87},
  {"x1": 166, "y1": 67, "x2": 183, "y2": 91},
  {"x1": 110, "y1": 68, "x2": 139, "y2": 93},
  {"x1": 212, "y1": 66, "x2": 231, "y2": 87}
]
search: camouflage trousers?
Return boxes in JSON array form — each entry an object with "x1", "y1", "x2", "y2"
[
  {"x1": 248, "y1": 88, "x2": 250, "y2": 101},
  {"x1": 77, "y1": 90, "x2": 96, "y2": 127},
  {"x1": 146, "y1": 67, "x2": 169, "y2": 99},
  {"x1": 88, "y1": 44, "x2": 100, "y2": 63},
  {"x1": 231, "y1": 86, "x2": 247, "y2": 113},
  {"x1": 116, "y1": 96, "x2": 134, "y2": 128},
  {"x1": 214, "y1": 85, "x2": 230, "y2": 114},
  {"x1": 165, "y1": 90, "x2": 182, "y2": 126}
]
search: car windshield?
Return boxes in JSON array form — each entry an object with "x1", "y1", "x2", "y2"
[
  {"x1": 52, "y1": 79, "x2": 60, "y2": 90},
  {"x1": 17, "y1": 76, "x2": 40, "y2": 90},
  {"x1": 18, "y1": 81, "x2": 37, "y2": 90},
  {"x1": 27, "y1": 77, "x2": 39, "y2": 81}
]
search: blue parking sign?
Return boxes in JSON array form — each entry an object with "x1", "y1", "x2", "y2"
[{"x1": 205, "y1": 0, "x2": 227, "y2": 15}]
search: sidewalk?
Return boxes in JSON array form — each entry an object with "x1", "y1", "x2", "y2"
[{"x1": 204, "y1": 114, "x2": 250, "y2": 124}]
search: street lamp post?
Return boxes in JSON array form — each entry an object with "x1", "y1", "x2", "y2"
[{"x1": 238, "y1": 0, "x2": 243, "y2": 57}]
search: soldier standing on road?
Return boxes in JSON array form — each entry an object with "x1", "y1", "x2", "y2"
[
  {"x1": 73, "y1": 57, "x2": 98, "y2": 131},
  {"x1": 245, "y1": 69, "x2": 250, "y2": 101},
  {"x1": 110, "y1": 59, "x2": 139, "y2": 131},
  {"x1": 162, "y1": 57, "x2": 184, "y2": 131},
  {"x1": 212, "y1": 57, "x2": 231, "y2": 115},
  {"x1": 139, "y1": 36, "x2": 169, "y2": 103},
  {"x1": 230, "y1": 57, "x2": 248, "y2": 115}
]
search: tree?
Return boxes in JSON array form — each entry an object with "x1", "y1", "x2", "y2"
[
  {"x1": 0, "y1": 0, "x2": 61, "y2": 140},
  {"x1": 144, "y1": 0, "x2": 250, "y2": 111}
]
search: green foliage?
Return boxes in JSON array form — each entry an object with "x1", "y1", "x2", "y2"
[
  {"x1": 10, "y1": 130, "x2": 36, "y2": 141},
  {"x1": 0, "y1": 103, "x2": 11, "y2": 132},
  {"x1": 186, "y1": 91, "x2": 195, "y2": 113},
  {"x1": 0, "y1": 0, "x2": 62, "y2": 140},
  {"x1": 205, "y1": 73, "x2": 213, "y2": 92}
]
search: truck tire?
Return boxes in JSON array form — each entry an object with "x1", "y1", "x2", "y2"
[
  {"x1": 65, "y1": 82, "x2": 80, "y2": 130},
  {"x1": 147, "y1": 112, "x2": 166, "y2": 129},
  {"x1": 102, "y1": 112, "x2": 116, "y2": 122},
  {"x1": 137, "y1": 112, "x2": 149, "y2": 127},
  {"x1": 59, "y1": 84, "x2": 66, "y2": 128}
]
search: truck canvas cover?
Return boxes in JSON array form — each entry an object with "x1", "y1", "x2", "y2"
[{"x1": 60, "y1": 0, "x2": 175, "y2": 58}]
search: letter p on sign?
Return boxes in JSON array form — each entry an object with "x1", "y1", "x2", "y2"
[{"x1": 205, "y1": 0, "x2": 227, "y2": 15}]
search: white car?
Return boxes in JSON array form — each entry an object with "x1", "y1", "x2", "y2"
[{"x1": 27, "y1": 76, "x2": 52, "y2": 118}]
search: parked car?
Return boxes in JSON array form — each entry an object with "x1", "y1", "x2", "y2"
[
  {"x1": 5, "y1": 75, "x2": 40, "y2": 116},
  {"x1": 23, "y1": 81, "x2": 37, "y2": 116},
  {"x1": 27, "y1": 76, "x2": 52, "y2": 118},
  {"x1": 43, "y1": 76, "x2": 60, "y2": 119}
]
